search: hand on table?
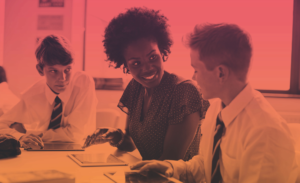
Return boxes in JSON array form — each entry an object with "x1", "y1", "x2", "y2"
[
  {"x1": 130, "y1": 160, "x2": 174, "y2": 177},
  {"x1": 19, "y1": 134, "x2": 44, "y2": 149},
  {"x1": 83, "y1": 127, "x2": 124, "y2": 148},
  {"x1": 10, "y1": 122, "x2": 26, "y2": 133}
]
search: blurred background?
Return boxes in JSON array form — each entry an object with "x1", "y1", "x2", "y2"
[{"x1": 0, "y1": 0, "x2": 299, "y2": 129}]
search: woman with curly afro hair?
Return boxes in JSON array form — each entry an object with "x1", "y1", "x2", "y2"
[{"x1": 84, "y1": 7, "x2": 209, "y2": 161}]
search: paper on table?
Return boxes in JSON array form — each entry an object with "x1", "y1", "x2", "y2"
[
  {"x1": 72, "y1": 153, "x2": 124, "y2": 164},
  {"x1": 104, "y1": 171, "x2": 126, "y2": 183},
  {"x1": 68, "y1": 153, "x2": 128, "y2": 167}
]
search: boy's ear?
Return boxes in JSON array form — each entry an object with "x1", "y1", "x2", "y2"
[
  {"x1": 217, "y1": 65, "x2": 229, "y2": 83},
  {"x1": 36, "y1": 64, "x2": 44, "y2": 76}
]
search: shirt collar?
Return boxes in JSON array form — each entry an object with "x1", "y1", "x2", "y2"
[
  {"x1": 220, "y1": 84, "x2": 254, "y2": 127},
  {"x1": 45, "y1": 81, "x2": 71, "y2": 105}
]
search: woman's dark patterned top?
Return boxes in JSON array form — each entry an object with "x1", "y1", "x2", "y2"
[{"x1": 118, "y1": 71, "x2": 209, "y2": 160}]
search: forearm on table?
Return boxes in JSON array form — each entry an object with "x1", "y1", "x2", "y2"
[
  {"x1": 167, "y1": 154, "x2": 205, "y2": 182},
  {"x1": 0, "y1": 122, "x2": 26, "y2": 140},
  {"x1": 0, "y1": 128, "x2": 25, "y2": 140},
  {"x1": 116, "y1": 115, "x2": 136, "y2": 151},
  {"x1": 0, "y1": 101, "x2": 32, "y2": 139},
  {"x1": 117, "y1": 133, "x2": 136, "y2": 152}
]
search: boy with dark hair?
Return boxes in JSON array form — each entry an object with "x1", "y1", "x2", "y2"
[
  {"x1": 0, "y1": 35, "x2": 97, "y2": 149},
  {"x1": 131, "y1": 24, "x2": 298, "y2": 183}
]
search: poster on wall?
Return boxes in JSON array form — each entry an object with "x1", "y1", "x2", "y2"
[
  {"x1": 39, "y1": 0, "x2": 64, "y2": 7},
  {"x1": 94, "y1": 78, "x2": 124, "y2": 90},
  {"x1": 37, "y1": 15, "x2": 63, "y2": 30}
]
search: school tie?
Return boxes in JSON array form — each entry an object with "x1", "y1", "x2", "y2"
[
  {"x1": 48, "y1": 96, "x2": 62, "y2": 130},
  {"x1": 211, "y1": 114, "x2": 225, "y2": 183}
]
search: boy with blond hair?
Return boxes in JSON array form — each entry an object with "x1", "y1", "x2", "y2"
[{"x1": 132, "y1": 24, "x2": 298, "y2": 183}]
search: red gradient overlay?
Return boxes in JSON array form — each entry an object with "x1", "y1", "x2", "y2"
[
  {"x1": 0, "y1": 0, "x2": 299, "y2": 181},
  {"x1": 1, "y1": 0, "x2": 294, "y2": 94},
  {"x1": 85, "y1": 0, "x2": 293, "y2": 91}
]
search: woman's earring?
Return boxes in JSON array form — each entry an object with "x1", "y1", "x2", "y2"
[
  {"x1": 123, "y1": 66, "x2": 130, "y2": 74},
  {"x1": 162, "y1": 54, "x2": 168, "y2": 61}
]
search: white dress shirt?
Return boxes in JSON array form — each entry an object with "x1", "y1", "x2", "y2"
[
  {"x1": 0, "y1": 82, "x2": 19, "y2": 116},
  {"x1": 0, "y1": 71, "x2": 97, "y2": 143},
  {"x1": 168, "y1": 84, "x2": 298, "y2": 183}
]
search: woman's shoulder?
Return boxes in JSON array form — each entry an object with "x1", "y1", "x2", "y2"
[
  {"x1": 170, "y1": 73, "x2": 200, "y2": 93},
  {"x1": 170, "y1": 74, "x2": 210, "y2": 120},
  {"x1": 120, "y1": 78, "x2": 141, "y2": 101},
  {"x1": 123, "y1": 78, "x2": 141, "y2": 92}
]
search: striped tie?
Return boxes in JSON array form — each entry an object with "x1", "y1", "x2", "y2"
[
  {"x1": 48, "y1": 96, "x2": 62, "y2": 130},
  {"x1": 211, "y1": 115, "x2": 225, "y2": 183}
]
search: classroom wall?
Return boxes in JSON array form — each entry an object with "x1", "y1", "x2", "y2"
[
  {"x1": 1, "y1": 0, "x2": 299, "y2": 129},
  {"x1": 2, "y1": 0, "x2": 295, "y2": 93},
  {"x1": 0, "y1": 0, "x2": 5, "y2": 66},
  {"x1": 87, "y1": 0, "x2": 299, "y2": 128},
  {"x1": 85, "y1": 0, "x2": 293, "y2": 91}
]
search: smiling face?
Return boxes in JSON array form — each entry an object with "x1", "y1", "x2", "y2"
[
  {"x1": 190, "y1": 49, "x2": 221, "y2": 100},
  {"x1": 37, "y1": 64, "x2": 73, "y2": 94},
  {"x1": 123, "y1": 38, "x2": 164, "y2": 89}
]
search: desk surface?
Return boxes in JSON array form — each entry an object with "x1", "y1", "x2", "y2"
[{"x1": 0, "y1": 143, "x2": 143, "y2": 183}]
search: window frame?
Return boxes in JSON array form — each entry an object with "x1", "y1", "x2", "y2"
[{"x1": 259, "y1": 0, "x2": 300, "y2": 95}]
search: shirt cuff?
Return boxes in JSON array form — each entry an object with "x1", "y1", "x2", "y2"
[
  {"x1": 165, "y1": 160, "x2": 187, "y2": 180},
  {"x1": 26, "y1": 130, "x2": 43, "y2": 136},
  {"x1": 42, "y1": 129, "x2": 56, "y2": 142}
]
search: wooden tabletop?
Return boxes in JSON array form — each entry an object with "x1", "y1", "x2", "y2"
[{"x1": 0, "y1": 143, "x2": 143, "y2": 183}]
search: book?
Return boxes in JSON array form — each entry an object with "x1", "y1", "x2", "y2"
[{"x1": 0, "y1": 170, "x2": 75, "y2": 183}]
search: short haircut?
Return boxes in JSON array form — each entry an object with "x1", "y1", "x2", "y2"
[
  {"x1": 35, "y1": 35, "x2": 73, "y2": 68},
  {"x1": 0, "y1": 66, "x2": 7, "y2": 83},
  {"x1": 103, "y1": 7, "x2": 173, "y2": 73},
  {"x1": 188, "y1": 23, "x2": 252, "y2": 81}
]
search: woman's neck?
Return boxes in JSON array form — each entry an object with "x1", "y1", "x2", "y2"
[{"x1": 144, "y1": 87, "x2": 154, "y2": 97}]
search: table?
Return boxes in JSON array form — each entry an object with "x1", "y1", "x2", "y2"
[{"x1": 0, "y1": 143, "x2": 143, "y2": 183}]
